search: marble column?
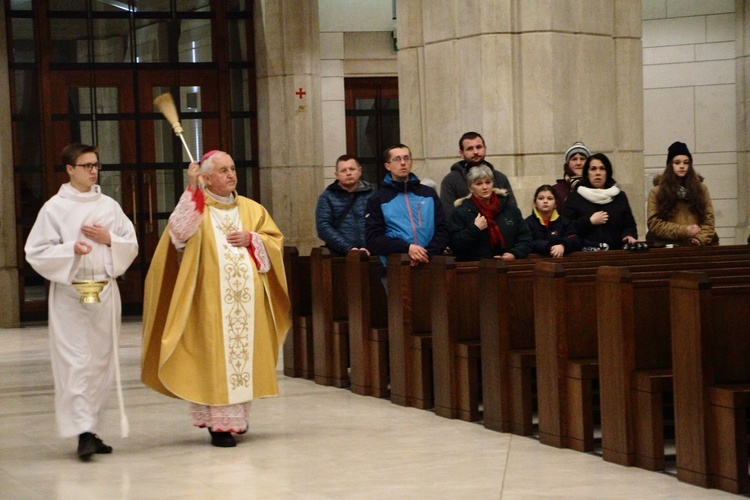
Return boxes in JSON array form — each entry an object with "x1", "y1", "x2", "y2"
[
  {"x1": 397, "y1": 0, "x2": 645, "y2": 225},
  {"x1": 0, "y1": 8, "x2": 19, "y2": 327},
  {"x1": 254, "y1": 0, "x2": 324, "y2": 253},
  {"x1": 737, "y1": 0, "x2": 750, "y2": 242}
]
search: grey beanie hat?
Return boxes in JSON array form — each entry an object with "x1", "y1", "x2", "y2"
[{"x1": 565, "y1": 141, "x2": 591, "y2": 163}]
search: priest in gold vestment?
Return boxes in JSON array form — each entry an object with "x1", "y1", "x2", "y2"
[{"x1": 142, "y1": 151, "x2": 290, "y2": 448}]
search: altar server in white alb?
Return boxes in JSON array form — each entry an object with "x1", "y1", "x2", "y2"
[{"x1": 24, "y1": 143, "x2": 138, "y2": 461}]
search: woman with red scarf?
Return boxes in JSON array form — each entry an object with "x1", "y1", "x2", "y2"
[{"x1": 448, "y1": 165, "x2": 532, "y2": 262}]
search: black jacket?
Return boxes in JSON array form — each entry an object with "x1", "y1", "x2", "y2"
[
  {"x1": 563, "y1": 188, "x2": 638, "y2": 250},
  {"x1": 448, "y1": 190, "x2": 531, "y2": 261},
  {"x1": 525, "y1": 210, "x2": 582, "y2": 256}
]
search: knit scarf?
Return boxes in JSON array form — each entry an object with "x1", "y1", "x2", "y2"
[
  {"x1": 577, "y1": 185, "x2": 621, "y2": 205},
  {"x1": 471, "y1": 193, "x2": 505, "y2": 250},
  {"x1": 564, "y1": 173, "x2": 582, "y2": 191}
]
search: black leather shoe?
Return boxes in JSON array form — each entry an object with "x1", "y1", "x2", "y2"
[
  {"x1": 92, "y1": 434, "x2": 113, "y2": 454},
  {"x1": 77, "y1": 432, "x2": 98, "y2": 460},
  {"x1": 208, "y1": 429, "x2": 237, "y2": 448}
]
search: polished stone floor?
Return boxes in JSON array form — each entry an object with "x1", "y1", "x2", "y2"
[{"x1": 0, "y1": 319, "x2": 735, "y2": 499}]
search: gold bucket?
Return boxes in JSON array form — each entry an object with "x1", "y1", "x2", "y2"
[{"x1": 72, "y1": 280, "x2": 107, "y2": 304}]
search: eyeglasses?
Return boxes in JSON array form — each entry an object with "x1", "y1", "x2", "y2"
[
  {"x1": 389, "y1": 156, "x2": 411, "y2": 164},
  {"x1": 73, "y1": 162, "x2": 102, "y2": 172}
]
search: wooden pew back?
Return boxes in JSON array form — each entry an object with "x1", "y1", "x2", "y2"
[{"x1": 282, "y1": 246, "x2": 313, "y2": 378}]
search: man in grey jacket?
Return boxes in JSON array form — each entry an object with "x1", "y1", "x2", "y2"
[
  {"x1": 440, "y1": 131, "x2": 516, "y2": 219},
  {"x1": 315, "y1": 154, "x2": 373, "y2": 255}
]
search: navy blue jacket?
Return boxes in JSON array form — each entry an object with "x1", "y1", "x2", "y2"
[
  {"x1": 525, "y1": 209, "x2": 582, "y2": 256},
  {"x1": 315, "y1": 180, "x2": 373, "y2": 256},
  {"x1": 365, "y1": 173, "x2": 448, "y2": 264}
]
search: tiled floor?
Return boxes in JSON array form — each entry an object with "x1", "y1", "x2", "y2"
[{"x1": 0, "y1": 319, "x2": 736, "y2": 499}]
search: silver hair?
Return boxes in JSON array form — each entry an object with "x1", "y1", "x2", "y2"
[
  {"x1": 200, "y1": 151, "x2": 228, "y2": 176},
  {"x1": 466, "y1": 165, "x2": 493, "y2": 186}
]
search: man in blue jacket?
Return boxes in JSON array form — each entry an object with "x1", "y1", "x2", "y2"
[
  {"x1": 365, "y1": 144, "x2": 448, "y2": 272},
  {"x1": 315, "y1": 154, "x2": 373, "y2": 256}
]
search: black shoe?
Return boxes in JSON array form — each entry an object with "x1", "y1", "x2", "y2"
[
  {"x1": 77, "y1": 432, "x2": 98, "y2": 460},
  {"x1": 208, "y1": 429, "x2": 237, "y2": 448},
  {"x1": 92, "y1": 434, "x2": 113, "y2": 454}
]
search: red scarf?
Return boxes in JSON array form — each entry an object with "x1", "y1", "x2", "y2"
[{"x1": 471, "y1": 193, "x2": 505, "y2": 250}]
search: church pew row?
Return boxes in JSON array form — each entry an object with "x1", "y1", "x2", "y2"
[
  {"x1": 282, "y1": 246, "x2": 314, "y2": 379},
  {"x1": 671, "y1": 272, "x2": 750, "y2": 495},
  {"x1": 596, "y1": 265, "x2": 750, "y2": 471},
  {"x1": 482, "y1": 245, "x2": 750, "y2": 437},
  {"x1": 431, "y1": 245, "x2": 750, "y2": 427},
  {"x1": 310, "y1": 247, "x2": 350, "y2": 387},
  {"x1": 347, "y1": 250, "x2": 389, "y2": 398},
  {"x1": 534, "y1": 249, "x2": 750, "y2": 452}
]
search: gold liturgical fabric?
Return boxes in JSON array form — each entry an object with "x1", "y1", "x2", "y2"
[{"x1": 142, "y1": 193, "x2": 290, "y2": 406}]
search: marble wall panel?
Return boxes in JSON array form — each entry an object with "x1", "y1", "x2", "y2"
[
  {"x1": 699, "y1": 162, "x2": 739, "y2": 199},
  {"x1": 643, "y1": 0, "x2": 668, "y2": 20},
  {"x1": 395, "y1": 0, "x2": 423, "y2": 50},
  {"x1": 643, "y1": 45, "x2": 695, "y2": 65},
  {"x1": 322, "y1": 99, "x2": 346, "y2": 169},
  {"x1": 615, "y1": 38, "x2": 645, "y2": 151},
  {"x1": 344, "y1": 59, "x2": 398, "y2": 76},
  {"x1": 643, "y1": 59, "x2": 735, "y2": 88},
  {"x1": 423, "y1": 1, "x2": 457, "y2": 44},
  {"x1": 695, "y1": 41, "x2": 735, "y2": 60},
  {"x1": 344, "y1": 32, "x2": 397, "y2": 60},
  {"x1": 423, "y1": 40, "x2": 460, "y2": 159},
  {"x1": 320, "y1": 32, "x2": 344, "y2": 59},
  {"x1": 643, "y1": 87, "x2": 695, "y2": 155},
  {"x1": 478, "y1": 34, "x2": 515, "y2": 156},
  {"x1": 616, "y1": 0, "x2": 643, "y2": 38},
  {"x1": 707, "y1": 13, "x2": 736, "y2": 42},
  {"x1": 694, "y1": 83, "x2": 737, "y2": 152},
  {"x1": 642, "y1": 17, "x2": 706, "y2": 47},
  {"x1": 576, "y1": 37, "x2": 617, "y2": 151},
  {"x1": 321, "y1": 59, "x2": 344, "y2": 77},
  {"x1": 666, "y1": 0, "x2": 734, "y2": 17},
  {"x1": 397, "y1": 47, "x2": 426, "y2": 160}
]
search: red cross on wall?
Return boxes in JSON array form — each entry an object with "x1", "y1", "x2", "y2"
[{"x1": 295, "y1": 88, "x2": 306, "y2": 99}]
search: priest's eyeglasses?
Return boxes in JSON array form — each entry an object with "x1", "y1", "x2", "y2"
[{"x1": 73, "y1": 162, "x2": 102, "y2": 172}]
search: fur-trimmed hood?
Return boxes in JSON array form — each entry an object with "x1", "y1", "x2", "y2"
[{"x1": 453, "y1": 187, "x2": 508, "y2": 207}]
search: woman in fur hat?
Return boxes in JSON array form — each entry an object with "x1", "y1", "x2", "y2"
[
  {"x1": 647, "y1": 141, "x2": 716, "y2": 246},
  {"x1": 448, "y1": 165, "x2": 532, "y2": 261}
]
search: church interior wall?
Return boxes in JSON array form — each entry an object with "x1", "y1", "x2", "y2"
[{"x1": 642, "y1": 0, "x2": 739, "y2": 243}]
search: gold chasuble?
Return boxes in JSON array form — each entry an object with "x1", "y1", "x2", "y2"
[{"x1": 142, "y1": 192, "x2": 290, "y2": 406}]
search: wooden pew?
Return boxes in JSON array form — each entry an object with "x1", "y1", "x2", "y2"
[
  {"x1": 671, "y1": 272, "x2": 750, "y2": 494},
  {"x1": 387, "y1": 253, "x2": 434, "y2": 409},
  {"x1": 479, "y1": 245, "x2": 750, "y2": 435},
  {"x1": 310, "y1": 247, "x2": 350, "y2": 387},
  {"x1": 431, "y1": 256, "x2": 481, "y2": 421},
  {"x1": 479, "y1": 258, "x2": 537, "y2": 434},
  {"x1": 534, "y1": 249, "x2": 750, "y2": 452},
  {"x1": 347, "y1": 249, "x2": 389, "y2": 398},
  {"x1": 282, "y1": 246, "x2": 313, "y2": 379},
  {"x1": 596, "y1": 264, "x2": 750, "y2": 470}
]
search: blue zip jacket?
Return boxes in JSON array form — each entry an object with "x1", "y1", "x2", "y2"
[
  {"x1": 365, "y1": 173, "x2": 448, "y2": 265},
  {"x1": 315, "y1": 180, "x2": 373, "y2": 256}
]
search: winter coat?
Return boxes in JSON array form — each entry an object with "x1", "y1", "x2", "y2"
[
  {"x1": 440, "y1": 160, "x2": 516, "y2": 219},
  {"x1": 448, "y1": 189, "x2": 531, "y2": 261},
  {"x1": 563, "y1": 188, "x2": 638, "y2": 250},
  {"x1": 525, "y1": 209, "x2": 582, "y2": 256},
  {"x1": 315, "y1": 180, "x2": 373, "y2": 255},
  {"x1": 646, "y1": 179, "x2": 715, "y2": 246},
  {"x1": 365, "y1": 173, "x2": 448, "y2": 265}
]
